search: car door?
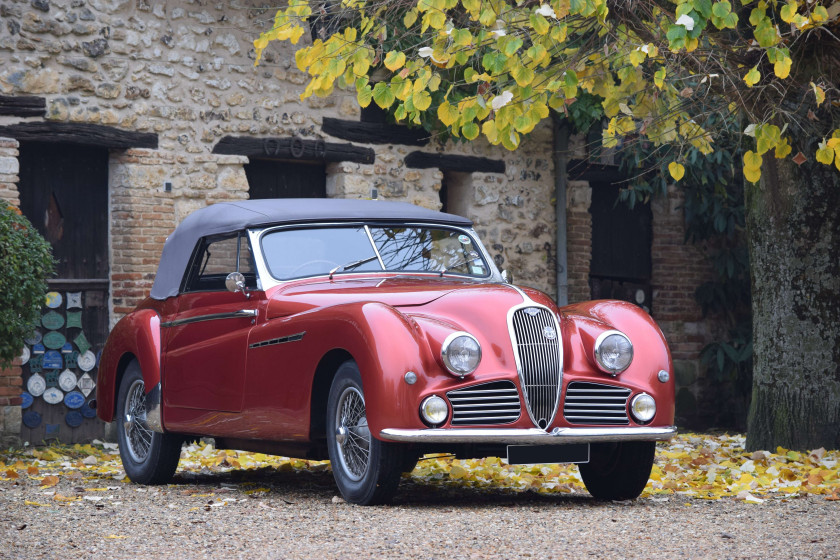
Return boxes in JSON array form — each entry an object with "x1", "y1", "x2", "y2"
[{"x1": 162, "y1": 232, "x2": 260, "y2": 413}]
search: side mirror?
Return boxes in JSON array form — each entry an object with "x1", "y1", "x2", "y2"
[
  {"x1": 501, "y1": 269, "x2": 514, "y2": 284},
  {"x1": 225, "y1": 272, "x2": 247, "y2": 294}
]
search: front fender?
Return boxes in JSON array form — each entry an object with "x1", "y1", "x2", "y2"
[
  {"x1": 560, "y1": 300, "x2": 675, "y2": 425},
  {"x1": 345, "y1": 302, "x2": 442, "y2": 437},
  {"x1": 245, "y1": 300, "x2": 440, "y2": 440},
  {"x1": 96, "y1": 309, "x2": 162, "y2": 423}
]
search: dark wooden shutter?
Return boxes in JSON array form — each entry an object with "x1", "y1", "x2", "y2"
[
  {"x1": 589, "y1": 181, "x2": 653, "y2": 310},
  {"x1": 245, "y1": 159, "x2": 326, "y2": 199},
  {"x1": 17, "y1": 142, "x2": 109, "y2": 443}
]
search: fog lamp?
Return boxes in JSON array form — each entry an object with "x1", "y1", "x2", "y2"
[
  {"x1": 630, "y1": 393, "x2": 656, "y2": 423},
  {"x1": 420, "y1": 395, "x2": 448, "y2": 426}
]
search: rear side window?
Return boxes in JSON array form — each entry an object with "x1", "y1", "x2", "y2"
[{"x1": 182, "y1": 232, "x2": 256, "y2": 292}]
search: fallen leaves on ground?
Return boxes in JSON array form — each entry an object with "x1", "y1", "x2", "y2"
[{"x1": 0, "y1": 433, "x2": 837, "y2": 504}]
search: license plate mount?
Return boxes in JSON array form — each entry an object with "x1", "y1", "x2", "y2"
[{"x1": 506, "y1": 443, "x2": 590, "y2": 465}]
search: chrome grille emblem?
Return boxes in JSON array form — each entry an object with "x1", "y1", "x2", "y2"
[{"x1": 508, "y1": 305, "x2": 563, "y2": 430}]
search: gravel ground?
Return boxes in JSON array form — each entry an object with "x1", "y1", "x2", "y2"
[{"x1": 2, "y1": 464, "x2": 838, "y2": 560}]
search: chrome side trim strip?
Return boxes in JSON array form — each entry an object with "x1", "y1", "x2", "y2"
[
  {"x1": 161, "y1": 309, "x2": 258, "y2": 328},
  {"x1": 145, "y1": 382, "x2": 163, "y2": 433},
  {"x1": 380, "y1": 426, "x2": 677, "y2": 444},
  {"x1": 249, "y1": 331, "x2": 306, "y2": 349}
]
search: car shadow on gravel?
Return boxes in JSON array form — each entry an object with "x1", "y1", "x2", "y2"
[{"x1": 167, "y1": 465, "x2": 605, "y2": 509}]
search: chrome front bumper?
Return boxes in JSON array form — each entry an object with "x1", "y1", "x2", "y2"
[{"x1": 380, "y1": 425, "x2": 677, "y2": 444}]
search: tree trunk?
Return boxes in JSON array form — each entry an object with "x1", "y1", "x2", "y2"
[{"x1": 745, "y1": 157, "x2": 840, "y2": 451}]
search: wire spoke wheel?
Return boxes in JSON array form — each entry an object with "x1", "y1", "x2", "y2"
[
  {"x1": 335, "y1": 386, "x2": 371, "y2": 481},
  {"x1": 326, "y1": 360, "x2": 409, "y2": 504},
  {"x1": 123, "y1": 379, "x2": 153, "y2": 463}
]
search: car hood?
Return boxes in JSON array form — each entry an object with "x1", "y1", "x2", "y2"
[{"x1": 265, "y1": 275, "x2": 514, "y2": 318}]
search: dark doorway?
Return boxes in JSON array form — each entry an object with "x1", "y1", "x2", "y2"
[
  {"x1": 18, "y1": 142, "x2": 109, "y2": 443},
  {"x1": 245, "y1": 159, "x2": 326, "y2": 199},
  {"x1": 589, "y1": 181, "x2": 653, "y2": 311}
]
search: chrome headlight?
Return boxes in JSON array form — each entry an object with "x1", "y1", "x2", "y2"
[
  {"x1": 441, "y1": 332, "x2": 481, "y2": 376},
  {"x1": 594, "y1": 330, "x2": 633, "y2": 374},
  {"x1": 630, "y1": 393, "x2": 656, "y2": 423}
]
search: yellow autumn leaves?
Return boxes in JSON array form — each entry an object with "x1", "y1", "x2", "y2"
[
  {"x1": 2, "y1": 434, "x2": 839, "y2": 503},
  {"x1": 815, "y1": 131, "x2": 840, "y2": 169},
  {"x1": 254, "y1": 0, "x2": 836, "y2": 185}
]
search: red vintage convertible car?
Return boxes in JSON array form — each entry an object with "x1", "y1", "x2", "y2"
[{"x1": 96, "y1": 198, "x2": 675, "y2": 504}]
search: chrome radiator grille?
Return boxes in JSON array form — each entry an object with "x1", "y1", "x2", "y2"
[
  {"x1": 509, "y1": 306, "x2": 563, "y2": 429},
  {"x1": 446, "y1": 381, "x2": 521, "y2": 426},
  {"x1": 563, "y1": 381, "x2": 631, "y2": 425}
]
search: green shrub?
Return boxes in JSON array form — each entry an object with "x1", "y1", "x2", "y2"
[{"x1": 0, "y1": 204, "x2": 54, "y2": 370}]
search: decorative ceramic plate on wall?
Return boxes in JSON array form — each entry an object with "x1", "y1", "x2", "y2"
[
  {"x1": 78, "y1": 351, "x2": 97, "y2": 372},
  {"x1": 58, "y1": 369, "x2": 78, "y2": 392},
  {"x1": 43, "y1": 387, "x2": 64, "y2": 405},
  {"x1": 27, "y1": 373, "x2": 46, "y2": 397}
]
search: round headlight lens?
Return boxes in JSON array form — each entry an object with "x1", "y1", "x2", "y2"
[
  {"x1": 441, "y1": 332, "x2": 482, "y2": 376},
  {"x1": 630, "y1": 393, "x2": 656, "y2": 423},
  {"x1": 420, "y1": 395, "x2": 448, "y2": 426},
  {"x1": 594, "y1": 331, "x2": 633, "y2": 374}
]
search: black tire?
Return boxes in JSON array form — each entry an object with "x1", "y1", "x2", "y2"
[
  {"x1": 326, "y1": 360, "x2": 408, "y2": 505},
  {"x1": 578, "y1": 441, "x2": 656, "y2": 501},
  {"x1": 116, "y1": 360, "x2": 182, "y2": 485}
]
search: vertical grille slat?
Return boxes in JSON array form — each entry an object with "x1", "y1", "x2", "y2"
[
  {"x1": 510, "y1": 306, "x2": 563, "y2": 429},
  {"x1": 563, "y1": 381, "x2": 631, "y2": 425},
  {"x1": 446, "y1": 381, "x2": 521, "y2": 425}
]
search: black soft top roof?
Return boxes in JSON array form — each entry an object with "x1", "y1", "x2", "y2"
[{"x1": 150, "y1": 198, "x2": 473, "y2": 300}]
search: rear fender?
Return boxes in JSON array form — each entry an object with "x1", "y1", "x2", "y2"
[{"x1": 96, "y1": 309, "x2": 162, "y2": 423}]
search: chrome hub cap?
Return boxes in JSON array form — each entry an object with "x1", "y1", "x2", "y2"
[
  {"x1": 123, "y1": 379, "x2": 153, "y2": 463},
  {"x1": 334, "y1": 386, "x2": 370, "y2": 481},
  {"x1": 335, "y1": 425, "x2": 348, "y2": 445}
]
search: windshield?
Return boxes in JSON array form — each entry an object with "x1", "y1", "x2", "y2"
[{"x1": 260, "y1": 225, "x2": 489, "y2": 280}]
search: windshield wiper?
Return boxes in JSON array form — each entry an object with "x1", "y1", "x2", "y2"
[
  {"x1": 439, "y1": 251, "x2": 480, "y2": 277},
  {"x1": 329, "y1": 255, "x2": 380, "y2": 279}
]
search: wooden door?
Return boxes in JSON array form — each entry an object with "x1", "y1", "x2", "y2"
[
  {"x1": 245, "y1": 159, "x2": 326, "y2": 199},
  {"x1": 17, "y1": 142, "x2": 109, "y2": 444},
  {"x1": 589, "y1": 181, "x2": 653, "y2": 312}
]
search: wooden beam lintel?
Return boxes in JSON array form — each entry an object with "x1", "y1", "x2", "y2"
[
  {"x1": 322, "y1": 117, "x2": 430, "y2": 146},
  {"x1": 213, "y1": 135, "x2": 374, "y2": 165},
  {"x1": 0, "y1": 95, "x2": 47, "y2": 117},
  {"x1": 0, "y1": 122, "x2": 157, "y2": 149},
  {"x1": 404, "y1": 151, "x2": 505, "y2": 174}
]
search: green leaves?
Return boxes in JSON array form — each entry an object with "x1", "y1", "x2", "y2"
[
  {"x1": 356, "y1": 79, "x2": 372, "y2": 107},
  {"x1": 0, "y1": 206, "x2": 54, "y2": 369},
  {"x1": 481, "y1": 51, "x2": 507, "y2": 74},
  {"x1": 744, "y1": 66, "x2": 761, "y2": 87},
  {"x1": 510, "y1": 61, "x2": 535, "y2": 87},
  {"x1": 372, "y1": 82, "x2": 395, "y2": 109},
  {"x1": 384, "y1": 51, "x2": 406, "y2": 72},
  {"x1": 257, "y1": 0, "x2": 838, "y2": 167}
]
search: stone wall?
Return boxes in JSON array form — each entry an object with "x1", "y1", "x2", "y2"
[
  {"x1": 1, "y1": 0, "x2": 558, "y2": 313},
  {"x1": 0, "y1": 138, "x2": 19, "y2": 206},
  {"x1": 0, "y1": 0, "x2": 722, "y2": 442},
  {"x1": 109, "y1": 149, "x2": 251, "y2": 317}
]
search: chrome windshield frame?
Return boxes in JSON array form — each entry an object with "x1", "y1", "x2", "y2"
[{"x1": 248, "y1": 222, "x2": 502, "y2": 291}]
